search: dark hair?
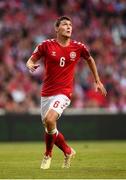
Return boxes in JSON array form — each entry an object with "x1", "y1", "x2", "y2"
[{"x1": 55, "y1": 16, "x2": 72, "y2": 27}]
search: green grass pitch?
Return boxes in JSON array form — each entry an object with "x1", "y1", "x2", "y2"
[{"x1": 0, "y1": 141, "x2": 126, "y2": 179}]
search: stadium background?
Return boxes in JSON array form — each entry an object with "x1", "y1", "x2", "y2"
[
  {"x1": 0, "y1": 0, "x2": 126, "y2": 140},
  {"x1": 0, "y1": 0, "x2": 126, "y2": 113},
  {"x1": 0, "y1": 0, "x2": 126, "y2": 179}
]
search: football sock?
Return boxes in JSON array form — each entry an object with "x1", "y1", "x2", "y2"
[
  {"x1": 55, "y1": 131, "x2": 71, "y2": 155},
  {"x1": 45, "y1": 128, "x2": 58, "y2": 157}
]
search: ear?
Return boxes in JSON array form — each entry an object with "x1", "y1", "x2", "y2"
[{"x1": 55, "y1": 26, "x2": 58, "y2": 33}]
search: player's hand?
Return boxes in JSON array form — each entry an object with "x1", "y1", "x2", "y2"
[
  {"x1": 26, "y1": 63, "x2": 40, "y2": 72},
  {"x1": 94, "y1": 81, "x2": 107, "y2": 96}
]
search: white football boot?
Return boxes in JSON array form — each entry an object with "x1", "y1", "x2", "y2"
[
  {"x1": 40, "y1": 155, "x2": 52, "y2": 169},
  {"x1": 62, "y1": 148, "x2": 76, "y2": 168}
]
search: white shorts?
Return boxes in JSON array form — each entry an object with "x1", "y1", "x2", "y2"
[{"x1": 41, "y1": 94, "x2": 71, "y2": 121}]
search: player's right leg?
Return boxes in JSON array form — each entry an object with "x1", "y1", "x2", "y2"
[
  {"x1": 40, "y1": 109, "x2": 58, "y2": 169},
  {"x1": 40, "y1": 97, "x2": 59, "y2": 169},
  {"x1": 40, "y1": 154, "x2": 52, "y2": 170}
]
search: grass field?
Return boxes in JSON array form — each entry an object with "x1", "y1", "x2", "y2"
[{"x1": 0, "y1": 141, "x2": 126, "y2": 179}]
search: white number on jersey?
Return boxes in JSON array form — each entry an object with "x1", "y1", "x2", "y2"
[{"x1": 60, "y1": 57, "x2": 65, "y2": 67}]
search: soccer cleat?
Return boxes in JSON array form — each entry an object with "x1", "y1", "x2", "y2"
[
  {"x1": 62, "y1": 148, "x2": 76, "y2": 168},
  {"x1": 40, "y1": 155, "x2": 52, "y2": 169}
]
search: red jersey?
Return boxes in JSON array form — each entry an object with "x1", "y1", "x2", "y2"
[{"x1": 32, "y1": 39, "x2": 90, "y2": 99}]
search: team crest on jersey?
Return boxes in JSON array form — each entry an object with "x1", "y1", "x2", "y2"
[{"x1": 70, "y1": 51, "x2": 76, "y2": 61}]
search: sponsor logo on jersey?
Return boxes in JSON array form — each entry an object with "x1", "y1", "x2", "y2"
[
  {"x1": 70, "y1": 51, "x2": 76, "y2": 61},
  {"x1": 51, "y1": 51, "x2": 56, "y2": 56}
]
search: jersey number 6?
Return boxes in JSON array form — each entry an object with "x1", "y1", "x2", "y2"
[
  {"x1": 53, "y1": 101, "x2": 60, "y2": 108},
  {"x1": 60, "y1": 57, "x2": 65, "y2": 67}
]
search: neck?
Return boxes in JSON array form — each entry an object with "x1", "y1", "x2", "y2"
[{"x1": 56, "y1": 35, "x2": 70, "y2": 47}]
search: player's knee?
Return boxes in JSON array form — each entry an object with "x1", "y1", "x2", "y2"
[
  {"x1": 44, "y1": 109, "x2": 58, "y2": 125},
  {"x1": 44, "y1": 116, "x2": 53, "y2": 125}
]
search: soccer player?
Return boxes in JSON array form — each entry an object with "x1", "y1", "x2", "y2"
[{"x1": 26, "y1": 16, "x2": 107, "y2": 169}]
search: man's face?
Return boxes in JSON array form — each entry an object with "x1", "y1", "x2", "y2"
[{"x1": 56, "y1": 20, "x2": 72, "y2": 38}]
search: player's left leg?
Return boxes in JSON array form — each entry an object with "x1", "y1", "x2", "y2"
[
  {"x1": 55, "y1": 131, "x2": 76, "y2": 168},
  {"x1": 49, "y1": 94, "x2": 76, "y2": 168},
  {"x1": 62, "y1": 148, "x2": 76, "y2": 168},
  {"x1": 55, "y1": 131, "x2": 71, "y2": 154}
]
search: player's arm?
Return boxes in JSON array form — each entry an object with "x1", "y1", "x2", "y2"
[
  {"x1": 26, "y1": 42, "x2": 45, "y2": 72},
  {"x1": 86, "y1": 56, "x2": 107, "y2": 96},
  {"x1": 26, "y1": 56, "x2": 40, "y2": 72}
]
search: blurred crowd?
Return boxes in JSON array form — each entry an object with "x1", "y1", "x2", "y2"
[{"x1": 0, "y1": 0, "x2": 126, "y2": 113}]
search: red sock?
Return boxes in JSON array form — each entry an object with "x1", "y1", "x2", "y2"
[
  {"x1": 55, "y1": 132, "x2": 71, "y2": 155},
  {"x1": 45, "y1": 132, "x2": 57, "y2": 157}
]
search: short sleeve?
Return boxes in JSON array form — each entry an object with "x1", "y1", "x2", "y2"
[
  {"x1": 31, "y1": 42, "x2": 46, "y2": 60},
  {"x1": 80, "y1": 44, "x2": 90, "y2": 60}
]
